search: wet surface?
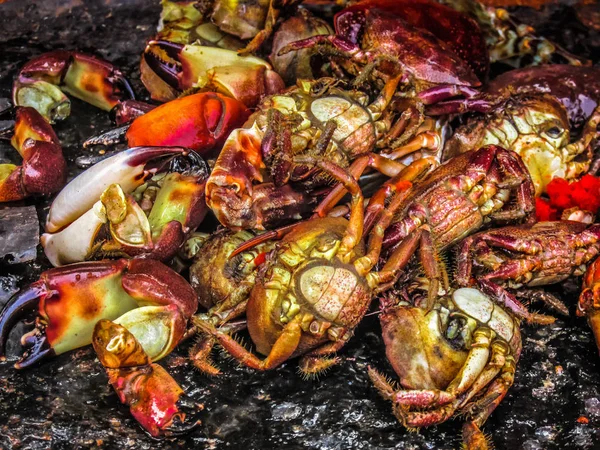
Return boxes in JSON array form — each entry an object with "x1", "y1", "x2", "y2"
[{"x1": 1, "y1": 1, "x2": 600, "y2": 449}]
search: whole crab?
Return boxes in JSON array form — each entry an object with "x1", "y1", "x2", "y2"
[
  {"x1": 186, "y1": 229, "x2": 277, "y2": 374},
  {"x1": 369, "y1": 285, "x2": 521, "y2": 450},
  {"x1": 206, "y1": 76, "x2": 441, "y2": 230},
  {"x1": 279, "y1": 0, "x2": 485, "y2": 149},
  {"x1": 457, "y1": 220, "x2": 600, "y2": 321},
  {"x1": 197, "y1": 158, "x2": 422, "y2": 375},
  {"x1": 432, "y1": 65, "x2": 600, "y2": 193},
  {"x1": 374, "y1": 146, "x2": 546, "y2": 321}
]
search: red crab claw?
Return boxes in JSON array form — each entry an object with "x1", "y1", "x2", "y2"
[
  {"x1": 93, "y1": 320, "x2": 203, "y2": 437},
  {"x1": 125, "y1": 92, "x2": 250, "y2": 157},
  {"x1": 45, "y1": 146, "x2": 189, "y2": 233},
  {"x1": 0, "y1": 258, "x2": 198, "y2": 369},
  {"x1": 141, "y1": 40, "x2": 284, "y2": 107},
  {"x1": 0, "y1": 106, "x2": 66, "y2": 202},
  {"x1": 13, "y1": 50, "x2": 134, "y2": 123}
]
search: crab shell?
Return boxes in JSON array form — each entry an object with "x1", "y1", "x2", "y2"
[{"x1": 247, "y1": 217, "x2": 368, "y2": 357}]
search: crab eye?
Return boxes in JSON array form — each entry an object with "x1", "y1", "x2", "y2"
[{"x1": 545, "y1": 126, "x2": 564, "y2": 138}]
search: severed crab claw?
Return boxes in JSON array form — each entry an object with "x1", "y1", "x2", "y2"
[
  {"x1": 93, "y1": 319, "x2": 203, "y2": 437},
  {"x1": 13, "y1": 51, "x2": 134, "y2": 123},
  {"x1": 87, "y1": 92, "x2": 250, "y2": 159},
  {"x1": 141, "y1": 41, "x2": 284, "y2": 107},
  {"x1": 124, "y1": 92, "x2": 249, "y2": 156},
  {"x1": 369, "y1": 286, "x2": 521, "y2": 450},
  {"x1": 45, "y1": 146, "x2": 189, "y2": 234},
  {"x1": 0, "y1": 258, "x2": 198, "y2": 369},
  {"x1": 42, "y1": 147, "x2": 209, "y2": 265},
  {"x1": 0, "y1": 106, "x2": 67, "y2": 202}
]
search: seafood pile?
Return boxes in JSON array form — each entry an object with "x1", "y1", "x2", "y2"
[{"x1": 1, "y1": 0, "x2": 600, "y2": 448}]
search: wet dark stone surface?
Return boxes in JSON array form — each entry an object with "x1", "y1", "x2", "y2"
[{"x1": 1, "y1": 1, "x2": 600, "y2": 449}]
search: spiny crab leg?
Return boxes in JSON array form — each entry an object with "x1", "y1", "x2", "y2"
[
  {"x1": 0, "y1": 259, "x2": 197, "y2": 369},
  {"x1": 45, "y1": 146, "x2": 188, "y2": 233}
]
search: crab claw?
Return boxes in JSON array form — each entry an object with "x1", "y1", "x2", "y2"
[
  {"x1": 45, "y1": 146, "x2": 188, "y2": 233},
  {"x1": 13, "y1": 50, "x2": 134, "y2": 123},
  {"x1": 142, "y1": 41, "x2": 284, "y2": 107},
  {"x1": 0, "y1": 106, "x2": 67, "y2": 202},
  {"x1": 0, "y1": 259, "x2": 198, "y2": 368},
  {"x1": 43, "y1": 155, "x2": 209, "y2": 266},
  {"x1": 93, "y1": 320, "x2": 202, "y2": 437},
  {"x1": 378, "y1": 301, "x2": 468, "y2": 390},
  {"x1": 125, "y1": 92, "x2": 250, "y2": 157}
]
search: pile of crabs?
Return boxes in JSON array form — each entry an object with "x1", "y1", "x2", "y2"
[{"x1": 1, "y1": 0, "x2": 600, "y2": 447}]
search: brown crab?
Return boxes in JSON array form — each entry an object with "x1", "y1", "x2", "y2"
[
  {"x1": 195, "y1": 157, "x2": 424, "y2": 375},
  {"x1": 457, "y1": 220, "x2": 600, "y2": 321},
  {"x1": 369, "y1": 285, "x2": 521, "y2": 450},
  {"x1": 375, "y1": 145, "x2": 549, "y2": 322}
]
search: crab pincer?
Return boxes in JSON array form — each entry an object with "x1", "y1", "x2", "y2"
[
  {"x1": 0, "y1": 258, "x2": 198, "y2": 369},
  {"x1": 0, "y1": 106, "x2": 66, "y2": 202},
  {"x1": 93, "y1": 320, "x2": 203, "y2": 437},
  {"x1": 13, "y1": 50, "x2": 134, "y2": 123},
  {"x1": 45, "y1": 146, "x2": 189, "y2": 234},
  {"x1": 141, "y1": 40, "x2": 284, "y2": 107}
]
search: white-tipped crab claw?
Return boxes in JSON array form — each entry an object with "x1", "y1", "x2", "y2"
[
  {"x1": 42, "y1": 201, "x2": 107, "y2": 266},
  {"x1": 45, "y1": 146, "x2": 188, "y2": 233}
]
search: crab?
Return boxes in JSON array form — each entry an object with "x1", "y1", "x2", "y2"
[
  {"x1": 430, "y1": 65, "x2": 600, "y2": 194},
  {"x1": 0, "y1": 106, "x2": 66, "y2": 202},
  {"x1": 83, "y1": 92, "x2": 250, "y2": 159},
  {"x1": 12, "y1": 50, "x2": 134, "y2": 123},
  {"x1": 443, "y1": 93, "x2": 599, "y2": 195},
  {"x1": 41, "y1": 147, "x2": 209, "y2": 266},
  {"x1": 369, "y1": 285, "x2": 521, "y2": 450},
  {"x1": 278, "y1": 0, "x2": 486, "y2": 149},
  {"x1": 375, "y1": 145, "x2": 549, "y2": 322},
  {"x1": 206, "y1": 76, "x2": 443, "y2": 231},
  {"x1": 0, "y1": 257, "x2": 202, "y2": 436},
  {"x1": 195, "y1": 157, "x2": 428, "y2": 375},
  {"x1": 457, "y1": 220, "x2": 600, "y2": 322},
  {"x1": 184, "y1": 229, "x2": 277, "y2": 374}
]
